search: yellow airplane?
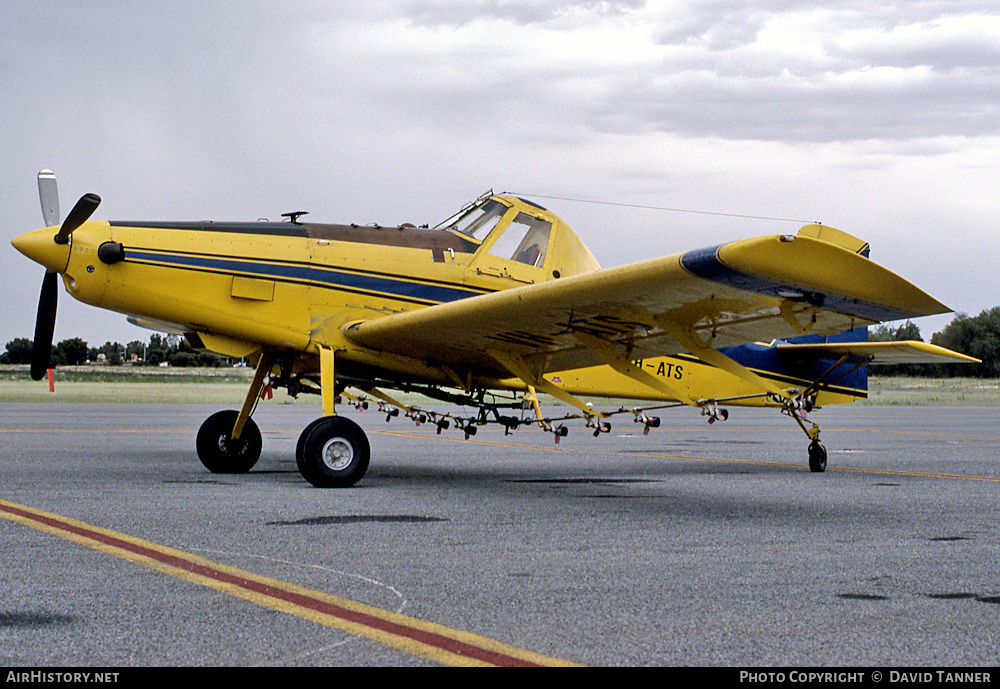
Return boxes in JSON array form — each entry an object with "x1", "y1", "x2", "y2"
[{"x1": 12, "y1": 171, "x2": 977, "y2": 486}]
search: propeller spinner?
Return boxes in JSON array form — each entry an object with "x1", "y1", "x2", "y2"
[{"x1": 15, "y1": 171, "x2": 101, "y2": 380}]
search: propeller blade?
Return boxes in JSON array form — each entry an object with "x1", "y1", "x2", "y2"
[
  {"x1": 37, "y1": 169, "x2": 60, "y2": 227},
  {"x1": 30, "y1": 271, "x2": 59, "y2": 381},
  {"x1": 54, "y1": 193, "x2": 101, "y2": 245}
]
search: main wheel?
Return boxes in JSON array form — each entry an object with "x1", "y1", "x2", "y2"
[
  {"x1": 297, "y1": 416, "x2": 370, "y2": 488},
  {"x1": 196, "y1": 410, "x2": 262, "y2": 473},
  {"x1": 808, "y1": 440, "x2": 827, "y2": 473}
]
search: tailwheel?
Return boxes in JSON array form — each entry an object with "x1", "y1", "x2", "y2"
[
  {"x1": 808, "y1": 440, "x2": 827, "y2": 473},
  {"x1": 297, "y1": 416, "x2": 370, "y2": 488},
  {"x1": 196, "y1": 410, "x2": 262, "y2": 473}
]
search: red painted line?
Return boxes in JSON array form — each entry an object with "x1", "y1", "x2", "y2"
[{"x1": 0, "y1": 501, "x2": 542, "y2": 667}]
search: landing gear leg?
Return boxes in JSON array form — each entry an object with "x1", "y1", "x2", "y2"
[
  {"x1": 294, "y1": 345, "x2": 371, "y2": 488},
  {"x1": 196, "y1": 351, "x2": 273, "y2": 474}
]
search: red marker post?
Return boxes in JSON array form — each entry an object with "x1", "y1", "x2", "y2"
[{"x1": 47, "y1": 368, "x2": 54, "y2": 393}]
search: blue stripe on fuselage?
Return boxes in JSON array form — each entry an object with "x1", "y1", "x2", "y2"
[{"x1": 124, "y1": 249, "x2": 487, "y2": 304}]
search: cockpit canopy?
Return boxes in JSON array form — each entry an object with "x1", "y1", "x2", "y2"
[
  {"x1": 435, "y1": 196, "x2": 551, "y2": 269},
  {"x1": 435, "y1": 198, "x2": 508, "y2": 241},
  {"x1": 434, "y1": 194, "x2": 601, "y2": 279}
]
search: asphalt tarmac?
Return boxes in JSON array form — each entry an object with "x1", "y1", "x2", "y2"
[{"x1": 2, "y1": 402, "x2": 998, "y2": 667}]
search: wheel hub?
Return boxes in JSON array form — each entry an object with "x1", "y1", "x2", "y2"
[
  {"x1": 217, "y1": 434, "x2": 247, "y2": 457},
  {"x1": 321, "y1": 437, "x2": 354, "y2": 471}
]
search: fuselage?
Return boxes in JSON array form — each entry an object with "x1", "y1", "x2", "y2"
[{"x1": 12, "y1": 194, "x2": 867, "y2": 405}]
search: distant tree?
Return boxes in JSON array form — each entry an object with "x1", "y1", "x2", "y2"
[
  {"x1": 195, "y1": 352, "x2": 223, "y2": 367},
  {"x1": 3, "y1": 333, "x2": 228, "y2": 369},
  {"x1": 56, "y1": 338, "x2": 89, "y2": 365},
  {"x1": 932, "y1": 307, "x2": 1000, "y2": 378},
  {"x1": 168, "y1": 339, "x2": 218, "y2": 367},
  {"x1": 145, "y1": 333, "x2": 169, "y2": 364},
  {"x1": 869, "y1": 321, "x2": 924, "y2": 376},
  {"x1": 4, "y1": 338, "x2": 33, "y2": 365},
  {"x1": 869, "y1": 321, "x2": 922, "y2": 342},
  {"x1": 49, "y1": 343, "x2": 65, "y2": 366},
  {"x1": 168, "y1": 351, "x2": 197, "y2": 367},
  {"x1": 98, "y1": 341, "x2": 125, "y2": 366},
  {"x1": 869, "y1": 326, "x2": 890, "y2": 342},
  {"x1": 125, "y1": 340, "x2": 145, "y2": 363}
]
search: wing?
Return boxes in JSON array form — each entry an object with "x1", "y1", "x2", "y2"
[
  {"x1": 777, "y1": 341, "x2": 980, "y2": 365},
  {"x1": 342, "y1": 232, "x2": 951, "y2": 380}
]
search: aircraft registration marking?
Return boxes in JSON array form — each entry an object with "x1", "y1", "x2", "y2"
[
  {"x1": 0, "y1": 498, "x2": 578, "y2": 667},
  {"x1": 632, "y1": 359, "x2": 684, "y2": 379}
]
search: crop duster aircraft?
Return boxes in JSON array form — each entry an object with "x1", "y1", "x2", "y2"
[{"x1": 12, "y1": 171, "x2": 977, "y2": 487}]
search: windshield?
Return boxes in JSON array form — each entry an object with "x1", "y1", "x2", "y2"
[
  {"x1": 435, "y1": 199, "x2": 509, "y2": 242},
  {"x1": 487, "y1": 213, "x2": 551, "y2": 268}
]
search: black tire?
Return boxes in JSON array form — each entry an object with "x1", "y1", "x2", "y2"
[
  {"x1": 196, "y1": 410, "x2": 262, "y2": 474},
  {"x1": 808, "y1": 441, "x2": 827, "y2": 473},
  {"x1": 295, "y1": 416, "x2": 328, "y2": 475},
  {"x1": 297, "y1": 416, "x2": 370, "y2": 488}
]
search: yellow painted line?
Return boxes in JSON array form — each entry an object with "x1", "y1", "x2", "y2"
[
  {"x1": 0, "y1": 498, "x2": 578, "y2": 667},
  {"x1": 840, "y1": 428, "x2": 1000, "y2": 441}
]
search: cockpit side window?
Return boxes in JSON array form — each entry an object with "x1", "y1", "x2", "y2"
[
  {"x1": 487, "y1": 213, "x2": 551, "y2": 268},
  {"x1": 436, "y1": 199, "x2": 509, "y2": 243}
]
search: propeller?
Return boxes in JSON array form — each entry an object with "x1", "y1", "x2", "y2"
[
  {"x1": 30, "y1": 272, "x2": 59, "y2": 381},
  {"x1": 28, "y1": 171, "x2": 101, "y2": 380},
  {"x1": 55, "y1": 193, "x2": 101, "y2": 245},
  {"x1": 38, "y1": 169, "x2": 59, "y2": 227}
]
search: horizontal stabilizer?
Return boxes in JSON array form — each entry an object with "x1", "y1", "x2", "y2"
[{"x1": 777, "y1": 341, "x2": 980, "y2": 365}]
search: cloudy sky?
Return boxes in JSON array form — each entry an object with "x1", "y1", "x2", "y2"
[{"x1": 3, "y1": 0, "x2": 998, "y2": 349}]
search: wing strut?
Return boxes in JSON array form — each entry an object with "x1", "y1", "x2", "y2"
[
  {"x1": 488, "y1": 349, "x2": 609, "y2": 419},
  {"x1": 665, "y1": 324, "x2": 792, "y2": 401},
  {"x1": 525, "y1": 385, "x2": 543, "y2": 421},
  {"x1": 572, "y1": 331, "x2": 698, "y2": 407},
  {"x1": 356, "y1": 385, "x2": 414, "y2": 414},
  {"x1": 798, "y1": 353, "x2": 870, "y2": 402}
]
